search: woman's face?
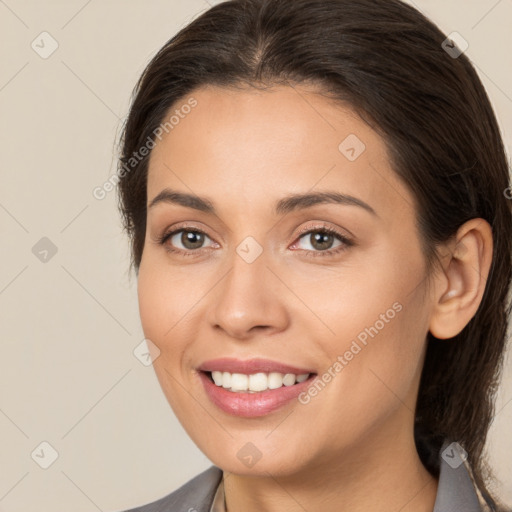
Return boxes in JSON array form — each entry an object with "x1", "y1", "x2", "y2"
[{"x1": 138, "y1": 84, "x2": 434, "y2": 476}]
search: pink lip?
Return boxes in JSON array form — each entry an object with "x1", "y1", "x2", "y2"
[
  {"x1": 197, "y1": 357, "x2": 315, "y2": 375},
  {"x1": 198, "y1": 371, "x2": 317, "y2": 417}
]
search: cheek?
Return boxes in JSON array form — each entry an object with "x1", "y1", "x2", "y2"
[
  {"x1": 136, "y1": 256, "x2": 214, "y2": 377},
  {"x1": 358, "y1": 297, "x2": 428, "y2": 413},
  {"x1": 301, "y1": 302, "x2": 428, "y2": 454},
  {"x1": 137, "y1": 266, "x2": 163, "y2": 345},
  {"x1": 307, "y1": 243, "x2": 429, "y2": 403},
  {"x1": 137, "y1": 260, "x2": 183, "y2": 353},
  {"x1": 137, "y1": 262, "x2": 193, "y2": 412}
]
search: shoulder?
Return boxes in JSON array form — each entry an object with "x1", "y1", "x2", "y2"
[{"x1": 118, "y1": 465, "x2": 223, "y2": 512}]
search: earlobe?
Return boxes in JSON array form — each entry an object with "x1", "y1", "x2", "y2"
[{"x1": 428, "y1": 218, "x2": 493, "y2": 340}]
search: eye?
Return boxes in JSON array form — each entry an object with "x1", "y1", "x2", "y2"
[
  {"x1": 291, "y1": 225, "x2": 354, "y2": 257},
  {"x1": 155, "y1": 223, "x2": 354, "y2": 259},
  {"x1": 156, "y1": 226, "x2": 216, "y2": 256}
]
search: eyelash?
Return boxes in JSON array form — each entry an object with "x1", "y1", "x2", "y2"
[{"x1": 155, "y1": 223, "x2": 354, "y2": 259}]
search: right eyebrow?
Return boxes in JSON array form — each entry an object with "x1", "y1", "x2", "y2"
[{"x1": 148, "y1": 189, "x2": 215, "y2": 213}]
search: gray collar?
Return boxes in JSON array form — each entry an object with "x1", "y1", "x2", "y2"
[{"x1": 433, "y1": 439, "x2": 487, "y2": 511}]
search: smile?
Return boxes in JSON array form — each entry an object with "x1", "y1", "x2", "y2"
[{"x1": 208, "y1": 370, "x2": 310, "y2": 392}]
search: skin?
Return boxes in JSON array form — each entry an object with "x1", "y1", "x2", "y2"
[{"x1": 137, "y1": 84, "x2": 493, "y2": 512}]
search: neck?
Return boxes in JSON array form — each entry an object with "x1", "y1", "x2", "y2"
[{"x1": 223, "y1": 428, "x2": 438, "y2": 512}]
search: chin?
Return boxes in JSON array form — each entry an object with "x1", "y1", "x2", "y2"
[{"x1": 193, "y1": 436, "x2": 312, "y2": 478}]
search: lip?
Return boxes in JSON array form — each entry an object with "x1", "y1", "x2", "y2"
[
  {"x1": 198, "y1": 370, "x2": 317, "y2": 417},
  {"x1": 197, "y1": 357, "x2": 315, "y2": 375}
]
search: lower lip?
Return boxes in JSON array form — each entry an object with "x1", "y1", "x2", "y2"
[{"x1": 198, "y1": 371, "x2": 316, "y2": 417}]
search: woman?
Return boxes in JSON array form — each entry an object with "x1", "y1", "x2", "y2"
[{"x1": 116, "y1": 0, "x2": 512, "y2": 510}]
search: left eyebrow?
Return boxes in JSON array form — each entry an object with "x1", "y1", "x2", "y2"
[
  {"x1": 147, "y1": 188, "x2": 378, "y2": 217},
  {"x1": 275, "y1": 191, "x2": 378, "y2": 217}
]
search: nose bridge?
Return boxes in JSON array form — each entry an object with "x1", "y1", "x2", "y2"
[
  {"x1": 208, "y1": 236, "x2": 288, "y2": 338},
  {"x1": 221, "y1": 238, "x2": 271, "y2": 313}
]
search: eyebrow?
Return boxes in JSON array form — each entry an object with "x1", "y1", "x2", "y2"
[{"x1": 148, "y1": 188, "x2": 377, "y2": 217}]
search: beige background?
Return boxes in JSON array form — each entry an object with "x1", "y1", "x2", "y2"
[{"x1": 0, "y1": 1, "x2": 511, "y2": 510}]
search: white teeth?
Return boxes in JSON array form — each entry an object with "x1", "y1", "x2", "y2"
[
  {"x1": 249, "y1": 372, "x2": 268, "y2": 392},
  {"x1": 221, "y1": 371, "x2": 231, "y2": 388},
  {"x1": 212, "y1": 371, "x2": 223, "y2": 386},
  {"x1": 209, "y1": 371, "x2": 310, "y2": 392},
  {"x1": 230, "y1": 373, "x2": 248, "y2": 391},
  {"x1": 296, "y1": 373, "x2": 309, "y2": 383},
  {"x1": 282, "y1": 373, "x2": 296, "y2": 386},
  {"x1": 268, "y1": 372, "x2": 283, "y2": 389}
]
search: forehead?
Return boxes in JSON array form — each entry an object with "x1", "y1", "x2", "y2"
[{"x1": 146, "y1": 84, "x2": 415, "y2": 222}]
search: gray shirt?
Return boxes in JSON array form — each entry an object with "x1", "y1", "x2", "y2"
[{"x1": 121, "y1": 440, "x2": 492, "y2": 512}]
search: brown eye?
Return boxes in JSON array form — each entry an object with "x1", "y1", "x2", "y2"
[
  {"x1": 158, "y1": 228, "x2": 215, "y2": 255},
  {"x1": 296, "y1": 229, "x2": 344, "y2": 252},
  {"x1": 308, "y1": 231, "x2": 336, "y2": 251},
  {"x1": 291, "y1": 225, "x2": 354, "y2": 258},
  {"x1": 174, "y1": 230, "x2": 206, "y2": 250}
]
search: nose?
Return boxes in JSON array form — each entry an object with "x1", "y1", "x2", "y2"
[{"x1": 208, "y1": 248, "x2": 290, "y2": 340}]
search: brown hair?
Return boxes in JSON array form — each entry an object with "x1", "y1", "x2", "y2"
[{"x1": 117, "y1": 0, "x2": 512, "y2": 508}]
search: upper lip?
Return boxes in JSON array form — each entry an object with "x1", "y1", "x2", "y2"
[{"x1": 197, "y1": 358, "x2": 315, "y2": 375}]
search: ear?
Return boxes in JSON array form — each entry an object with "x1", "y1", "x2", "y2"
[{"x1": 428, "y1": 218, "x2": 493, "y2": 339}]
